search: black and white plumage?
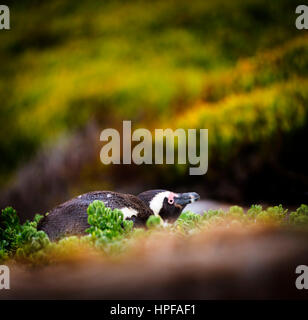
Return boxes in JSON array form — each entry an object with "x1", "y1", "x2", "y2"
[
  {"x1": 138, "y1": 190, "x2": 200, "y2": 222},
  {"x1": 38, "y1": 189, "x2": 200, "y2": 241}
]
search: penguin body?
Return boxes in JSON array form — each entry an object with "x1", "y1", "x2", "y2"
[
  {"x1": 38, "y1": 190, "x2": 200, "y2": 241},
  {"x1": 38, "y1": 191, "x2": 153, "y2": 241}
]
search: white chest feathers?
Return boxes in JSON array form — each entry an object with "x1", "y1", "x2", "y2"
[
  {"x1": 119, "y1": 207, "x2": 138, "y2": 219},
  {"x1": 149, "y1": 191, "x2": 171, "y2": 216}
]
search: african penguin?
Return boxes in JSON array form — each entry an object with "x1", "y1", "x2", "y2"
[
  {"x1": 37, "y1": 190, "x2": 200, "y2": 241},
  {"x1": 138, "y1": 190, "x2": 200, "y2": 222}
]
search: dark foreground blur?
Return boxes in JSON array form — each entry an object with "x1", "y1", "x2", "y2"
[{"x1": 2, "y1": 226, "x2": 308, "y2": 299}]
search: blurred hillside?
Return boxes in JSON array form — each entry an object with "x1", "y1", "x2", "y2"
[{"x1": 0, "y1": 0, "x2": 307, "y2": 219}]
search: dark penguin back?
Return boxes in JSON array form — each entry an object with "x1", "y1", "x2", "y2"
[{"x1": 38, "y1": 191, "x2": 153, "y2": 241}]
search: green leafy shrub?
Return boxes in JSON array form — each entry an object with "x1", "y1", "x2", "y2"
[
  {"x1": 0, "y1": 207, "x2": 50, "y2": 261},
  {"x1": 255, "y1": 205, "x2": 288, "y2": 224},
  {"x1": 228, "y1": 206, "x2": 245, "y2": 218},
  {"x1": 203, "y1": 209, "x2": 225, "y2": 219},
  {"x1": 146, "y1": 215, "x2": 162, "y2": 229},
  {"x1": 289, "y1": 204, "x2": 308, "y2": 225},
  {"x1": 202, "y1": 204, "x2": 308, "y2": 227},
  {"x1": 86, "y1": 200, "x2": 133, "y2": 246},
  {"x1": 247, "y1": 205, "x2": 263, "y2": 218},
  {"x1": 176, "y1": 211, "x2": 203, "y2": 233}
]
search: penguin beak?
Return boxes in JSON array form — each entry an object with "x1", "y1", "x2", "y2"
[{"x1": 174, "y1": 192, "x2": 200, "y2": 207}]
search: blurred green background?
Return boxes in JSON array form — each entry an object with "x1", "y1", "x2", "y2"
[{"x1": 0, "y1": 0, "x2": 307, "y2": 220}]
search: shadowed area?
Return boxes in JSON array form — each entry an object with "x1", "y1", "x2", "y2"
[{"x1": 2, "y1": 227, "x2": 308, "y2": 299}]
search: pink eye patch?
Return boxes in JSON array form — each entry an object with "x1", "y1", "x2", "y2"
[{"x1": 168, "y1": 192, "x2": 177, "y2": 204}]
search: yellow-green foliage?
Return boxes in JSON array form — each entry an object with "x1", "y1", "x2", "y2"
[
  {"x1": 0, "y1": 0, "x2": 306, "y2": 184},
  {"x1": 173, "y1": 36, "x2": 308, "y2": 166},
  {"x1": 289, "y1": 205, "x2": 308, "y2": 225},
  {"x1": 175, "y1": 204, "x2": 308, "y2": 235},
  {"x1": 176, "y1": 80, "x2": 308, "y2": 163},
  {"x1": 146, "y1": 215, "x2": 162, "y2": 229}
]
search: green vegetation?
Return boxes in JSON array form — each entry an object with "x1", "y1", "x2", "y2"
[
  {"x1": 289, "y1": 205, "x2": 308, "y2": 225},
  {"x1": 146, "y1": 215, "x2": 162, "y2": 229},
  {"x1": 1, "y1": 201, "x2": 308, "y2": 264},
  {"x1": 86, "y1": 200, "x2": 133, "y2": 242},
  {"x1": 86, "y1": 200, "x2": 133, "y2": 254},
  {"x1": 0, "y1": 207, "x2": 49, "y2": 261},
  {"x1": 0, "y1": 0, "x2": 306, "y2": 186},
  {"x1": 174, "y1": 205, "x2": 308, "y2": 234}
]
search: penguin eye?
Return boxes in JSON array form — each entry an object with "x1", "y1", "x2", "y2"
[{"x1": 167, "y1": 192, "x2": 176, "y2": 205}]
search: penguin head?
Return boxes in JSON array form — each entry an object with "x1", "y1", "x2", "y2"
[{"x1": 138, "y1": 190, "x2": 200, "y2": 222}]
